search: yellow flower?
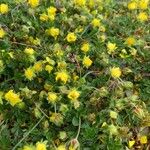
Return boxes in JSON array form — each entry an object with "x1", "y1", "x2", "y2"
[
  {"x1": 23, "y1": 145, "x2": 35, "y2": 150},
  {"x1": 47, "y1": 6, "x2": 57, "y2": 15},
  {"x1": 81, "y1": 43, "x2": 90, "y2": 53},
  {"x1": 45, "y1": 65, "x2": 53, "y2": 73},
  {"x1": 56, "y1": 71, "x2": 69, "y2": 84},
  {"x1": 128, "y1": 140, "x2": 135, "y2": 148},
  {"x1": 24, "y1": 48, "x2": 35, "y2": 55},
  {"x1": 140, "y1": 135, "x2": 147, "y2": 144},
  {"x1": 57, "y1": 145, "x2": 66, "y2": 150},
  {"x1": 4, "y1": 90, "x2": 22, "y2": 106},
  {"x1": 47, "y1": 92, "x2": 57, "y2": 103},
  {"x1": 139, "y1": 0, "x2": 149, "y2": 10},
  {"x1": 0, "y1": 28, "x2": 6, "y2": 38},
  {"x1": 40, "y1": 13, "x2": 49, "y2": 21},
  {"x1": 82, "y1": 56, "x2": 92, "y2": 68},
  {"x1": 0, "y1": 4, "x2": 9, "y2": 14},
  {"x1": 68, "y1": 89, "x2": 80, "y2": 101},
  {"x1": 107, "y1": 42, "x2": 117, "y2": 54},
  {"x1": 137, "y1": 12, "x2": 148, "y2": 22},
  {"x1": 74, "y1": 0, "x2": 86, "y2": 6},
  {"x1": 28, "y1": 0, "x2": 39, "y2": 8},
  {"x1": 125, "y1": 37, "x2": 136, "y2": 46},
  {"x1": 110, "y1": 111, "x2": 118, "y2": 119},
  {"x1": 110, "y1": 67, "x2": 122, "y2": 78},
  {"x1": 46, "y1": 27, "x2": 59, "y2": 39},
  {"x1": 36, "y1": 141, "x2": 47, "y2": 150},
  {"x1": 24, "y1": 67, "x2": 35, "y2": 80},
  {"x1": 66, "y1": 32, "x2": 77, "y2": 43},
  {"x1": 91, "y1": 18, "x2": 101, "y2": 27},
  {"x1": 33, "y1": 61, "x2": 43, "y2": 72},
  {"x1": 128, "y1": 2, "x2": 137, "y2": 10}
]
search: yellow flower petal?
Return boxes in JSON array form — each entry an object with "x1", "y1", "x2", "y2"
[
  {"x1": 140, "y1": 136, "x2": 147, "y2": 144},
  {"x1": 128, "y1": 140, "x2": 135, "y2": 148}
]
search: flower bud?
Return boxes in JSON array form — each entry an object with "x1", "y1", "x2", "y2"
[
  {"x1": 59, "y1": 131, "x2": 67, "y2": 140},
  {"x1": 69, "y1": 138, "x2": 80, "y2": 150},
  {"x1": 110, "y1": 111, "x2": 118, "y2": 119},
  {"x1": 99, "y1": 87, "x2": 109, "y2": 97},
  {"x1": 17, "y1": 102, "x2": 26, "y2": 109},
  {"x1": 108, "y1": 124, "x2": 118, "y2": 135}
]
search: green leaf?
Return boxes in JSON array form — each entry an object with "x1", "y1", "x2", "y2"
[{"x1": 72, "y1": 117, "x2": 79, "y2": 126}]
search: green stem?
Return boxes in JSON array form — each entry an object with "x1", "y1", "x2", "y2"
[
  {"x1": 12, "y1": 116, "x2": 45, "y2": 150},
  {"x1": 54, "y1": 103, "x2": 57, "y2": 113},
  {"x1": 35, "y1": 104, "x2": 49, "y2": 119},
  {"x1": 75, "y1": 117, "x2": 81, "y2": 140},
  {"x1": 83, "y1": 71, "x2": 94, "y2": 78}
]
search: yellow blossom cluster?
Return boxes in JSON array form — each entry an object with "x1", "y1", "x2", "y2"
[
  {"x1": 4, "y1": 90, "x2": 22, "y2": 106},
  {"x1": 0, "y1": 3, "x2": 9, "y2": 14}
]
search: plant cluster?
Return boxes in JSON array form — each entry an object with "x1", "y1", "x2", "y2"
[{"x1": 0, "y1": 0, "x2": 150, "y2": 149}]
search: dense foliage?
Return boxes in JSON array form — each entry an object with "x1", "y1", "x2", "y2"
[{"x1": 0, "y1": 0, "x2": 150, "y2": 149}]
